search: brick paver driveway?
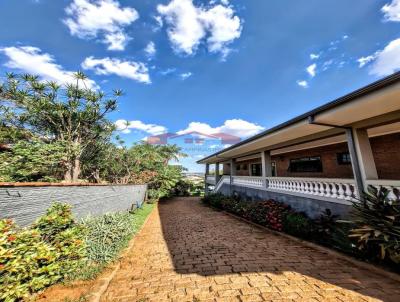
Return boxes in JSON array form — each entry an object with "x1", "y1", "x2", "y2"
[{"x1": 101, "y1": 197, "x2": 400, "y2": 302}]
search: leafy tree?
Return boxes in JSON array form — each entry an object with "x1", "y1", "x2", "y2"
[
  {"x1": 0, "y1": 72, "x2": 122, "y2": 182},
  {"x1": 0, "y1": 139, "x2": 66, "y2": 182}
]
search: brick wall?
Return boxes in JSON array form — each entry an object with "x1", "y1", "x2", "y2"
[
  {"x1": 0, "y1": 184, "x2": 147, "y2": 227},
  {"x1": 371, "y1": 133, "x2": 400, "y2": 180},
  {"x1": 272, "y1": 143, "x2": 353, "y2": 178}
]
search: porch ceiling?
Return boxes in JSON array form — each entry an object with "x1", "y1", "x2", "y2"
[{"x1": 199, "y1": 77, "x2": 400, "y2": 164}]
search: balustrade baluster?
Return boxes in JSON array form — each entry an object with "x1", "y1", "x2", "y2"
[
  {"x1": 331, "y1": 183, "x2": 338, "y2": 198},
  {"x1": 337, "y1": 183, "x2": 345, "y2": 199},
  {"x1": 324, "y1": 183, "x2": 331, "y2": 197}
]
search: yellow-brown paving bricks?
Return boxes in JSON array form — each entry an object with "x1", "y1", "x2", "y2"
[{"x1": 100, "y1": 197, "x2": 400, "y2": 302}]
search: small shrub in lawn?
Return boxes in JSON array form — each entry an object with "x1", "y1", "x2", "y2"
[
  {"x1": 82, "y1": 212, "x2": 137, "y2": 264},
  {"x1": 72, "y1": 203, "x2": 155, "y2": 280}
]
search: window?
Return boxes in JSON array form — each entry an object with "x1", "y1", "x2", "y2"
[
  {"x1": 271, "y1": 162, "x2": 277, "y2": 176},
  {"x1": 288, "y1": 156, "x2": 322, "y2": 173},
  {"x1": 236, "y1": 164, "x2": 241, "y2": 171},
  {"x1": 251, "y1": 164, "x2": 262, "y2": 176},
  {"x1": 337, "y1": 152, "x2": 351, "y2": 165},
  {"x1": 242, "y1": 164, "x2": 248, "y2": 170}
]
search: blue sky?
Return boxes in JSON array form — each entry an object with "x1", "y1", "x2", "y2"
[{"x1": 1, "y1": 0, "x2": 400, "y2": 171}]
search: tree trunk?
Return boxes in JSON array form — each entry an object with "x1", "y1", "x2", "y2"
[
  {"x1": 64, "y1": 168, "x2": 72, "y2": 182},
  {"x1": 63, "y1": 158, "x2": 81, "y2": 182},
  {"x1": 72, "y1": 158, "x2": 81, "y2": 182}
]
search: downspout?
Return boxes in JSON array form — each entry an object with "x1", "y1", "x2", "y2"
[{"x1": 307, "y1": 116, "x2": 365, "y2": 201}]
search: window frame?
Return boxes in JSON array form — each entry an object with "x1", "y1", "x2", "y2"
[{"x1": 288, "y1": 156, "x2": 323, "y2": 173}]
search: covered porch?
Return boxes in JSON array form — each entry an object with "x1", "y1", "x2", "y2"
[{"x1": 200, "y1": 74, "x2": 400, "y2": 216}]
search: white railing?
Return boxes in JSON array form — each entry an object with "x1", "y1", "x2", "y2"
[
  {"x1": 232, "y1": 176, "x2": 264, "y2": 189},
  {"x1": 267, "y1": 177, "x2": 358, "y2": 201},
  {"x1": 213, "y1": 175, "x2": 230, "y2": 192},
  {"x1": 206, "y1": 175, "x2": 216, "y2": 185},
  {"x1": 366, "y1": 179, "x2": 400, "y2": 201},
  {"x1": 213, "y1": 175, "x2": 400, "y2": 202}
]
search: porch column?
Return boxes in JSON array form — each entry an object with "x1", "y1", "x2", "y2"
[
  {"x1": 353, "y1": 128, "x2": 378, "y2": 181},
  {"x1": 346, "y1": 128, "x2": 378, "y2": 199},
  {"x1": 261, "y1": 150, "x2": 272, "y2": 188},
  {"x1": 215, "y1": 162, "x2": 220, "y2": 184},
  {"x1": 230, "y1": 159, "x2": 236, "y2": 195},
  {"x1": 204, "y1": 163, "x2": 210, "y2": 195}
]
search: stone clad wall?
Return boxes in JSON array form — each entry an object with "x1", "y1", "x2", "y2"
[{"x1": 0, "y1": 184, "x2": 147, "y2": 226}]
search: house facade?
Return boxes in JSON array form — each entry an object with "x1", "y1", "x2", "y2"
[{"x1": 198, "y1": 73, "x2": 400, "y2": 218}]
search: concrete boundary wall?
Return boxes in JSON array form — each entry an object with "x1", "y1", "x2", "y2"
[{"x1": 0, "y1": 183, "x2": 147, "y2": 226}]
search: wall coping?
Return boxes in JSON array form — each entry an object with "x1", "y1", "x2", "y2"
[{"x1": 0, "y1": 182, "x2": 146, "y2": 188}]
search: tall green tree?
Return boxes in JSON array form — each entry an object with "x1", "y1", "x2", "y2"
[{"x1": 0, "y1": 72, "x2": 122, "y2": 182}]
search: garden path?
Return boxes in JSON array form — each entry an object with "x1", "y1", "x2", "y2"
[{"x1": 100, "y1": 197, "x2": 400, "y2": 302}]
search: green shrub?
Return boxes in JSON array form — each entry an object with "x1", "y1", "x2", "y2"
[
  {"x1": 346, "y1": 187, "x2": 400, "y2": 263},
  {"x1": 0, "y1": 203, "x2": 86, "y2": 302},
  {"x1": 33, "y1": 203, "x2": 87, "y2": 277},
  {"x1": 33, "y1": 203, "x2": 76, "y2": 242},
  {"x1": 71, "y1": 204, "x2": 154, "y2": 280},
  {"x1": 283, "y1": 212, "x2": 313, "y2": 239},
  {"x1": 82, "y1": 212, "x2": 137, "y2": 264},
  {"x1": 0, "y1": 219, "x2": 60, "y2": 302}
]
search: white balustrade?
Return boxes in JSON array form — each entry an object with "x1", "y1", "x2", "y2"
[
  {"x1": 267, "y1": 177, "x2": 357, "y2": 201},
  {"x1": 232, "y1": 176, "x2": 264, "y2": 188},
  {"x1": 206, "y1": 175, "x2": 216, "y2": 185},
  {"x1": 212, "y1": 174, "x2": 400, "y2": 203},
  {"x1": 366, "y1": 180, "x2": 400, "y2": 201}
]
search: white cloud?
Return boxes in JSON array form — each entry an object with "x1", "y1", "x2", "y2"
[
  {"x1": 115, "y1": 119, "x2": 167, "y2": 135},
  {"x1": 310, "y1": 53, "x2": 319, "y2": 60},
  {"x1": 382, "y1": 0, "x2": 400, "y2": 22},
  {"x1": 144, "y1": 41, "x2": 156, "y2": 57},
  {"x1": 342, "y1": 34, "x2": 349, "y2": 40},
  {"x1": 357, "y1": 38, "x2": 400, "y2": 76},
  {"x1": 297, "y1": 80, "x2": 308, "y2": 88},
  {"x1": 82, "y1": 56, "x2": 150, "y2": 83},
  {"x1": 370, "y1": 39, "x2": 400, "y2": 76},
  {"x1": 0, "y1": 46, "x2": 97, "y2": 88},
  {"x1": 63, "y1": 0, "x2": 139, "y2": 51},
  {"x1": 180, "y1": 72, "x2": 192, "y2": 80},
  {"x1": 160, "y1": 67, "x2": 176, "y2": 75},
  {"x1": 322, "y1": 59, "x2": 333, "y2": 71},
  {"x1": 357, "y1": 55, "x2": 376, "y2": 68},
  {"x1": 156, "y1": 0, "x2": 242, "y2": 57},
  {"x1": 306, "y1": 63, "x2": 317, "y2": 77},
  {"x1": 177, "y1": 119, "x2": 264, "y2": 138}
]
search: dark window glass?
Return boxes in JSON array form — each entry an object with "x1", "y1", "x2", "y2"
[
  {"x1": 271, "y1": 162, "x2": 277, "y2": 176},
  {"x1": 242, "y1": 164, "x2": 248, "y2": 170},
  {"x1": 288, "y1": 156, "x2": 322, "y2": 173},
  {"x1": 251, "y1": 164, "x2": 262, "y2": 176},
  {"x1": 236, "y1": 164, "x2": 241, "y2": 171},
  {"x1": 337, "y1": 152, "x2": 351, "y2": 165}
]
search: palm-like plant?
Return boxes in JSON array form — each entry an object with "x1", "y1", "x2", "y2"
[{"x1": 346, "y1": 186, "x2": 400, "y2": 263}]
